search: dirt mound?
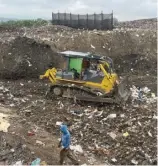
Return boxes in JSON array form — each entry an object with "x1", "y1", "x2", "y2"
[
  {"x1": 0, "y1": 24, "x2": 156, "y2": 79},
  {"x1": 0, "y1": 37, "x2": 59, "y2": 79},
  {"x1": 49, "y1": 28, "x2": 156, "y2": 76},
  {"x1": 114, "y1": 54, "x2": 157, "y2": 76},
  {"x1": 118, "y1": 18, "x2": 157, "y2": 30},
  {"x1": 53, "y1": 29, "x2": 156, "y2": 58}
]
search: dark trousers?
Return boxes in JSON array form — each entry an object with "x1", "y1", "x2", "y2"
[{"x1": 59, "y1": 148, "x2": 79, "y2": 165}]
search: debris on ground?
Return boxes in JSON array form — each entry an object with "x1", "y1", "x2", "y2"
[
  {"x1": 70, "y1": 145, "x2": 83, "y2": 154},
  {"x1": 0, "y1": 78, "x2": 156, "y2": 165},
  {"x1": 36, "y1": 140, "x2": 45, "y2": 147},
  {"x1": 31, "y1": 158, "x2": 41, "y2": 166},
  {"x1": 0, "y1": 132, "x2": 34, "y2": 165},
  {"x1": 0, "y1": 17, "x2": 157, "y2": 165},
  {"x1": 0, "y1": 113, "x2": 10, "y2": 132}
]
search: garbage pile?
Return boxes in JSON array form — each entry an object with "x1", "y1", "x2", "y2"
[
  {"x1": 0, "y1": 18, "x2": 156, "y2": 80},
  {"x1": 0, "y1": 37, "x2": 60, "y2": 79},
  {"x1": 0, "y1": 79, "x2": 157, "y2": 165},
  {"x1": 118, "y1": 18, "x2": 157, "y2": 30},
  {"x1": 69, "y1": 91, "x2": 157, "y2": 165},
  {"x1": 21, "y1": 25, "x2": 157, "y2": 60},
  {"x1": 0, "y1": 17, "x2": 157, "y2": 165},
  {"x1": 0, "y1": 132, "x2": 34, "y2": 165}
]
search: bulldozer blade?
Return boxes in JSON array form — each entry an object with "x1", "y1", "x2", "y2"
[{"x1": 115, "y1": 76, "x2": 131, "y2": 104}]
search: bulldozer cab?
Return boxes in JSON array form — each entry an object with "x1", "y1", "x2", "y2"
[{"x1": 58, "y1": 51, "x2": 114, "y2": 82}]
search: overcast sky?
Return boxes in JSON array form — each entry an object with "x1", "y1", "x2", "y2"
[{"x1": 0, "y1": 0, "x2": 157, "y2": 21}]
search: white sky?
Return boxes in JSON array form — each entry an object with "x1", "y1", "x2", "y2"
[{"x1": 0, "y1": 0, "x2": 157, "y2": 21}]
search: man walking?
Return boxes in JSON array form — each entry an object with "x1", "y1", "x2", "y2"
[{"x1": 58, "y1": 124, "x2": 79, "y2": 165}]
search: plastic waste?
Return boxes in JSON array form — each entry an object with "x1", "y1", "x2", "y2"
[
  {"x1": 123, "y1": 132, "x2": 129, "y2": 137},
  {"x1": 151, "y1": 93, "x2": 155, "y2": 98},
  {"x1": 31, "y1": 158, "x2": 41, "y2": 166},
  {"x1": 70, "y1": 145, "x2": 83, "y2": 153},
  {"x1": 13, "y1": 161, "x2": 23, "y2": 165},
  {"x1": 36, "y1": 140, "x2": 45, "y2": 146},
  {"x1": 111, "y1": 158, "x2": 117, "y2": 162},
  {"x1": 108, "y1": 132, "x2": 117, "y2": 139},
  {"x1": 107, "y1": 114, "x2": 116, "y2": 118},
  {"x1": 40, "y1": 161, "x2": 47, "y2": 165},
  {"x1": 131, "y1": 159, "x2": 138, "y2": 165},
  {"x1": 0, "y1": 113, "x2": 10, "y2": 132},
  {"x1": 27, "y1": 131, "x2": 35, "y2": 136},
  {"x1": 56, "y1": 121, "x2": 63, "y2": 126}
]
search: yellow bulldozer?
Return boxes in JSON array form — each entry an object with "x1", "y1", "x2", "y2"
[{"x1": 40, "y1": 51, "x2": 131, "y2": 104}]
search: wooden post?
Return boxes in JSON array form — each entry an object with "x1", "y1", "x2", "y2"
[
  {"x1": 86, "y1": 13, "x2": 88, "y2": 29},
  {"x1": 70, "y1": 13, "x2": 72, "y2": 27},
  {"x1": 58, "y1": 11, "x2": 60, "y2": 25},
  {"x1": 64, "y1": 12, "x2": 66, "y2": 25},
  {"x1": 111, "y1": 10, "x2": 113, "y2": 30},
  {"x1": 94, "y1": 13, "x2": 96, "y2": 29},
  {"x1": 52, "y1": 12, "x2": 53, "y2": 24},
  {"x1": 101, "y1": 11, "x2": 103, "y2": 30},
  {"x1": 78, "y1": 14, "x2": 80, "y2": 28}
]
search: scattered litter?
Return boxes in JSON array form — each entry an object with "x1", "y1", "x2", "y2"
[
  {"x1": 123, "y1": 132, "x2": 129, "y2": 137},
  {"x1": 97, "y1": 92, "x2": 103, "y2": 96},
  {"x1": 26, "y1": 60, "x2": 32, "y2": 67},
  {"x1": 36, "y1": 140, "x2": 45, "y2": 146},
  {"x1": 138, "y1": 121, "x2": 142, "y2": 126},
  {"x1": 20, "y1": 83, "x2": 24, "y2": 86},
  {"x1": 107, "y1": 114, "x2": 116, "y2": 119},
  {"x1": 120, "y1": 114, "x2": 125, "y2": 118},
  {"x1": 0, "y1": 113, "x2": 10, "y2": 132},
  {"x1": 153, "y1": 115, "x2": 158, "y2": 119},
  {"x1": 24, "y1": 110, "x2": 31, "y2": 113},
  {"x1": 31, "y1": 158, "x2": 41, "y2": 166},
  {"x1": 108, "y1": 132, "x2": 117, "y2": 139},
  {"x1": 147, "y1": 131, "x2": 152, "y2": 137},
  {"x1": 111, "y1": 158, "x2": 117, "y2": 162},
  {"x1": 151, "y1": 93, "x2": 155, "y2": 98},
  {"x1": 58, "y1": 101, "x2": 64, "y2": 109},
  {"x1": 10, "y1": 103, "x2": 15, "y2": 107},
  {"x1": 40, "y1": 161, "x2": 47, "y2": 165},
  {"x1": 56, "y1": 121, "x2": 63, "y2": 126},
  {"x1": 13, "y1": 161, "x2": 23, "y2": 165},
  {"x1": 131, "y1": 159, "x2": 138, "y2": 165},
  {"x1": 95, "y1": 110, "x2": 103, "y2": 117},
  {"x1": 91, "y1": 44, "x2": 95, "y2": 49},
  {"x1": 0, "y1": 27, "x2": 156, "y2": 164},
  {"x1": 70, "y1": 145, "x2": 83, "y2": 153},
  {"x1": 27, "y1": 131, "x2": 35, "y2": 136},
  {"x1": 142, "y1": 87, "x2": 150, "y2": 93},
  {"x1": 10, "y1": 149, "x2": 15, "y2": 152}
]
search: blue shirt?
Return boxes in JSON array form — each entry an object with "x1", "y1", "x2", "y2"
[{"x1": 60, "y1": 125, "x2": 71, "y2": 149}]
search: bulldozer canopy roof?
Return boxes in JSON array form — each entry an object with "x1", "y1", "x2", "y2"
[{"x1": 58, "y1": 51, "x2": 104, "y2": 60}]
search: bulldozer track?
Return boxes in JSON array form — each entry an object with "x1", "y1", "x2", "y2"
[{"x1": 46, "y1": 84, "x2": 117, "y2": 104}]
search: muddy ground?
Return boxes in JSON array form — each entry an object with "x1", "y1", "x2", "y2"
[
  {"x1": 0, "y1": 76, "x2": 157, "y2": 165},
  {"x1": 0, "y1": 18, "x2": 157, "y2": 165}
]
